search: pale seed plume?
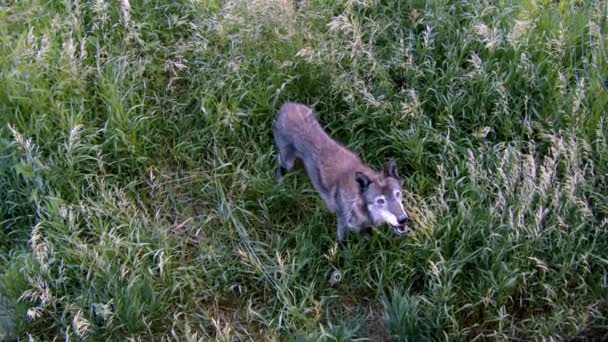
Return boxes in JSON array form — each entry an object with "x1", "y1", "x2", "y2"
[
  {"x1": 72, "y1": 310, "x2": 91, "y2": 338},
  {"x1": 120, "y1": 0, "x2": 130, "y2": 23},
  {"x1": 474, "y1": 23, "x2": 499, "y2": 50}
]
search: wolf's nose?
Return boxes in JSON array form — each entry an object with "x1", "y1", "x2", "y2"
[{"x1": 398, "y1": 216, "x2": 409, "y2": 225}]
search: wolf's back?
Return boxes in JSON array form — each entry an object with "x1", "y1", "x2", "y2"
[{"x1": 274, "y1": 102, "x2": 320, "y2": 133}]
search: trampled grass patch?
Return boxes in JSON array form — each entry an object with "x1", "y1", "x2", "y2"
[{"x1": 1, "y1": 0, "x2": 607, "y2": 340}]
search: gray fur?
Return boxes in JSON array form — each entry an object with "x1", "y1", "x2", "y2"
[{"x1": 272, "y1": 102, "x2": 410, "y2": 246}]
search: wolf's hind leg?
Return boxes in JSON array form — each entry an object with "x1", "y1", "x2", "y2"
[
  {"x1": 278, "y1": 145, "x2": 295, "y2": 170},
  {"x1": 274, "y1": 149, "x2": 295, "y2": 181},
  {"x1": 272, "y1": 131, "x2": 296, "y2": 181}
]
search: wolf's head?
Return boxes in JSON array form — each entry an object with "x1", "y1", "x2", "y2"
[{"x1": 355, "y1": 159, "x2": 410, "y2": 235}]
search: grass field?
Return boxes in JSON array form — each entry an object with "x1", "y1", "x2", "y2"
[{"x1": 1, "y1": 0, "x2": 607, "y2": 340}]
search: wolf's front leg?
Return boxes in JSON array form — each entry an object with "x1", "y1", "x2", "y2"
[
  {"x1": 360, "y1": 227, "x2": 372, "y2": 241},
  {"x1": 337, "y1": 216, "x2": 348, "y2": 249}
]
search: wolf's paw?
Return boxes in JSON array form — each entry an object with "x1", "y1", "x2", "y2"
[
  {"x1": 328, "y1": 269, "x2": 342, "y2": 287},
  {"x1": 273, "y1": 166, "x2": 284, "y2": 182},
  {"x1": 361, "y1": 227, "x2": 372, "y2": 241}
]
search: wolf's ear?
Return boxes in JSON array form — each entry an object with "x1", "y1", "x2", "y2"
[
  {"x1": 384, "y1": 159, "x2": 400, "y2": 180},
  {"x1": 355, "y1": 172, "x2": 371, "y2": 193}
]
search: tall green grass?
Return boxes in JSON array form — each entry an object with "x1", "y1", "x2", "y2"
[{"x1": 1, "y1": 0, "x2": 607, "y2": 340}]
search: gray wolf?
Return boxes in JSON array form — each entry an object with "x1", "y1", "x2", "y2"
[{"x1": 272, "y1": 102, "x2": 410, "y2": 246}]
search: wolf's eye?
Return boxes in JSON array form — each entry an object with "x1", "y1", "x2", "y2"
[
  {"x1": 395, "y1": 191, "x2": 402, "y2": 199},
  {"x1": 376, "y1": 198, "x2": 385, "y2": 205}
]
